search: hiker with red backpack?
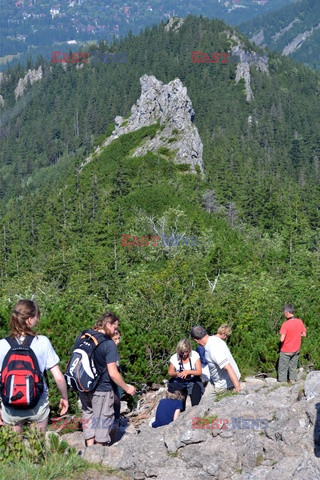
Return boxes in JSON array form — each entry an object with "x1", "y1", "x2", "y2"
[{"x1": 0, "y1": 299, "x2": 68, "y2": 432}]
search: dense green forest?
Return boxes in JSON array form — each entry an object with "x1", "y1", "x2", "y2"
[
  {"x1": 0, "y1": 16, "x2": 320, "y2": 411},
  {"x1": 0, "y1": 0, "x2": 294, "y2": 71},
  {"x1": 240, "y1": 0, "x2": 320, "y2": 70}
]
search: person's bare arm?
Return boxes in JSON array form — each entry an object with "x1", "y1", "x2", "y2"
[
  {"x1": 173, "y1": 409, "x2": 181, "y2": 421},
  {"x1": 302, "y1": 331, "x2": 307, "y2": 337},
  {"x1": 280, "y1": 333, "x2": 285, "y2": 342},
  {"x1": 49, "y1": 364, "x2": 69, "y2": 415},
  {"x1": 107, "y1": 362, "x2": 136, "y2": 395},
  {"x1": 224, "y1": 363, "x2": 241, "y2": 392},
  {"x1": 168, "y1": 362, "x2": 178, "y2": 378}
]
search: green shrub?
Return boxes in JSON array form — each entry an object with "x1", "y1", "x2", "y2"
[{"x1": 0, "y1": 426, "x2": 74, "y2": 463}]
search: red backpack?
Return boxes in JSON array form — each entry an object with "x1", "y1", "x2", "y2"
[{"x1": 0, "y1": 336, "x2": 44, "y2": 409}]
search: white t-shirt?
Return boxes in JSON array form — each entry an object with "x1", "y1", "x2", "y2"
[
  {"x1": 169, "y1": 350, "x2": 200, "y2": 378},
  {"x1": 0, "y1": 335, "x2": 60, "y2": 396},
  {"x1": 205, "y1": 336, "x2": 240, "y2": 390}
]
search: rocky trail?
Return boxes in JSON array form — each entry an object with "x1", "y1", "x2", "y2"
[{"x1": 62, "y1": 370, "x2": 320, "y2": 479}]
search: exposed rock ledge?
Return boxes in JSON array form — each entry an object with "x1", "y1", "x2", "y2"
[
  {"x1": 14, "y1": 66, "x2": 43, "y2": 99},
  {"x1": 64, "y1": 371, "x2": 320, "y2": 479},
  {"x1": 81, "y1": 74, "x2": 203, "y2": 174},
  {"x1": 283, "y1": 23, "x2": 320, "y2": 56},
  {"x1": 224, "y1": 31, "x2": 269, "y2": 102}
]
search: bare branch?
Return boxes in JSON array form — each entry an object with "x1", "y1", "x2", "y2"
[{"x1": 205, "y1": 269, "x2": 221, "y2": 295}]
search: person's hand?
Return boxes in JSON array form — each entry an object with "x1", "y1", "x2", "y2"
[
  {"x1": 59, "y1": 398, "x2": 69, "y2": 416},
  {"x1": 233, "y1": 384, "x2": 242, "y2": 393},
  {"x1": 125, "y1": 384, "x2": 136, "y2": 396},
  {"x1": 177, "y1": 371, "x2": 188, "y2": 379}
]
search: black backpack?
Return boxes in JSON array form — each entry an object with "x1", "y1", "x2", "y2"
[
  {"x1": 0, "y1": 336, "x2": 44, "y2": 409},
  {"x1": 65, "y1": 330, "x2": 109, "y2": 392}
]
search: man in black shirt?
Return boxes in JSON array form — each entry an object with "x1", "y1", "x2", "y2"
[{"x1": 78, "y1": 312, "x2": 136, "y2": 446}]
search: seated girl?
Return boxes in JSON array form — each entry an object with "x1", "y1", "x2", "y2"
[{"x1": 152, "y1": 390, "x2": 184, "y2": 428}]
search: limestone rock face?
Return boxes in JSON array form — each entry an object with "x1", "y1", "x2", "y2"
[
  {"x1": 64, "y1": 371, "x2": 320, "y2": 479},
  {"x1": 102, "y1": 74, "x2": 203, "y2": 174},
  {"x1": 14, "y1": 66, "x2": 43, "y2": 99},
  {"x1": 164, "y1": 17, "x2": 185, "y2": 33},
  {"x1": 224, "y1": 31, "x2": 269, "y2": 102},
  {"x1": 251, "y1": 29, "x2": 265, "y2": 46},
  {"x1": 282, "y1": 24, "x2": 320, "y2": 56},
  {"x1": 0, "y1": 73, "x2": 7, "y2": 86},
  {"x1": 0, "y1": 73, "x2": 8, "y2": 107}
]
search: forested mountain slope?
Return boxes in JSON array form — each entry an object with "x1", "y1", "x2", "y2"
[
  {"x1": 0, "y1": 17, "x2": 320, "y2": 404},
  {"x1": 240, "y1": 0, "x2": 320, "y2": 70},
  {"x1": 0, "y1": 0, "x2": 294, "y2": 71}
]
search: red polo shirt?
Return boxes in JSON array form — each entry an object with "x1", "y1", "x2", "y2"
[{"x1": 280, "y1": 317, "x2": 306, "y2": 353}]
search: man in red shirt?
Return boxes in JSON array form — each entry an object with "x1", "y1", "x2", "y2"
[{"x1": 278, "y1": 304, "x2": 306, "y2": 382}]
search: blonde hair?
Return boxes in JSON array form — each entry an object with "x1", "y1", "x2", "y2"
[
  {"x1": 166, "y1": 390, "x2": 184, "y2": 401},
  {"x1": 10, "y1": 300, "x2": 40, "y2": 338},
  {"x1": 217, "y1": 324, "x2": 232, "y2": 336},
  {"x1": 176, "y1": 339, "x2": 192, "y2": 358}
]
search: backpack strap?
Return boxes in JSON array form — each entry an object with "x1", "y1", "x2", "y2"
[
  {"x1": 5, "y1": 335, "x2": 35, "y2": 348},
  {"x1": 22, "y1": 336, "x2": 35, "y2": 348},
  {"x1": 5, "y1": 336, "x2": 20, "y2": 348}
]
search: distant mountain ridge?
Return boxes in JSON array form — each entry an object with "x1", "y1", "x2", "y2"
[
  {"x1": 0, "y1": 0, "x2": 294, "y2": 71},
  {"x1": 239, "y1": 0, "x2": 320, "y2": 69}
]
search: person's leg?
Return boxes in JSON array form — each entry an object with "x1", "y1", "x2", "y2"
[
  {"x1": 92, "y1": 391, "x2": 114, "y2": 446},
  {"x1": 35, "y1": 416, "x2": 49, "y2": 433},
  {"x1": 278, "y1": 352, "x2": 290, "y2": 382},
  {"x1": 288, "y1": 351, "x2": 299, "y2": 381},
  {"x1": 190, "y1": 382, "x2": 203, "y2": 406},
  {"x1": 32, "y1": 397, "x2": 50, "y2": 433},
  {"x1": 79, "y1": 391, "x2": 95, "y2": 446},
  {"x1": 180, "y1": 392, "x2": 187, "y2": 412},
  {"x1": 109, "y1": 390, "x2": 120, "y2": 445},
  {"x1": 4, "y1": 421, "x2": 23, "y2": 433}
]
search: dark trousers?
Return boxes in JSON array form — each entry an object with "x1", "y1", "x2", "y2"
[{"x1": 181, "y1": 381, "x2": 203, "y2": 411}]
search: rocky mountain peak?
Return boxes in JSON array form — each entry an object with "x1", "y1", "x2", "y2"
[{"x1": 82, "y1": 74, "x2": 204, "y2": 174}]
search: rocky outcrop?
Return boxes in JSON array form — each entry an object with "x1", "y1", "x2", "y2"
[
  {"x1": 14, "y1": 66, "x2": 43, "y2": 99},
  {"x1": 283, "y1": 24, "x2": 320, "y2": 56},
  {"x1": 251, "y1": 29, "x2": 265, "y2": 47},
  {"x1": 0, "y1": 73, "x2": 8, "y2": 107},
  {"x1": 165, "y1": 17, "x2": 185, "y2": 33},
  {"x1": 227, "y1": 33, "x2": 269, "y2": 102},
  {"x1": 64, "y1": 370, "x2": 320, "y2": 479},
  {"x1": 0, "y1": 72, "x2": 8, "y2": 86},
  {"x1": 272, "y1": 19, "x2": 300, "y2": 42},
  {"x1": 82, "y1": 74, "x2": 203, "y2": 174}
]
